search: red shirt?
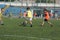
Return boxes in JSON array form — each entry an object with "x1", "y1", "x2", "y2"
[
  {"x1": 23, "y1": 12, "x2": 27, "y2": 17},
  {"x1": 44, "y1": 11, "x2": 50, "y2": 20}
]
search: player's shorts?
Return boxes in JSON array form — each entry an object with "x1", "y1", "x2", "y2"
[
  {"x1": 29, "y1": 18, "x2": 32, "y2": 21},
  {"x1": 24, "y1": 17, "x2": 32, "y2": 21},
  {"x1": 27, "y1": 17, "x2": 32, "y2": 21},
  {"x1": 44, "y1": 19, "x2": 48, "y2": 21}
]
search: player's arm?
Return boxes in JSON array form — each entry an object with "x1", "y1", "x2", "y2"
[{"x1": 26, "y1": 11, "x2": 28, "y2": 17}]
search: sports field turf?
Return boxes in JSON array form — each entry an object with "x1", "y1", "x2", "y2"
[{"x1": 0, "y1": 18, "x2": 60, "y2": 40}]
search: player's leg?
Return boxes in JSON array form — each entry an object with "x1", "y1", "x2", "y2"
[
  {"x1": 29, "y1": 18, "x2": 32, "y2": 27},
  {"x1": 41, "y1": 19, "x2": 46, "y2": 26},
  {"x1": 0, "y1": 18, "x2": 4, "y2": 25},
  {"x1": 41, "y1": 21, "x2": 44, "y2": 26},
  {"x1": 21, "y1": 17, "x2": 28, "y2": 26},
  {"x1": 47, "y1": 21, "x2": 53, "y2": 27},
  {"x1": 24, "y1": 17, "x2": 28, "y2": 24}
]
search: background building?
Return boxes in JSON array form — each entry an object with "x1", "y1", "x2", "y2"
[
  {"x1": 56, "y1": 0, "x2": 60, "y2": 4},
  {"x1": 0, "y1": 0, "x2": 57, "y2": 3},
  {"x1": 18, "y1": 0, "x2": 35, "y2": 3},
  {"x1": 0, "y1": 0, "x2": 60, "y2": 17}
]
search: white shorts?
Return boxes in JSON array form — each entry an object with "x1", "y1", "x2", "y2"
[
  {"x1": 29, "y1": 18, "x2": 32, "y2": 21},
  {"x1": 26, "y1": 17, "x2": 32, "y2": 21}
]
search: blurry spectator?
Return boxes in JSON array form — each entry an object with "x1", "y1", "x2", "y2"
[
  {"x1": 19, "y1": 11, "x2": 23, "y2": 18},
  {"x1": 33, "y1": 11, "x2": 37, "y2": 17},
  {"x1": 33, "y1": 11, "x2": 37, "y2": 19},
  {"x1": 55, "y1": 13, "x2": 58, "y2": 20},
  {"x1": 9, "y1": 12, "x2": 13, "y2": 19},
  {"x1": 50, "y1": 10, "x2": 54, "y2": 18},
  {"x1": 23, "y1": 11, "x2": 27, "y2": 18}
]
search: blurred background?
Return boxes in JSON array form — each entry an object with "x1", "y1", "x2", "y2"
[{"x1": 0, "y1": 0, "x2": 60, "y2": 19}]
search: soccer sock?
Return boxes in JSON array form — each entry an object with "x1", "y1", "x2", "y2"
[
  {"x1": 30, "y1": 24, "x2": 32, "y2": 27},
  {"x1": 41, "y1": 22, "x2": 44, "y2": 26},
  {"x1": 47, "y1": 21, "x2": 53, "y2": 27},
  {"x1": 1, "y1": 21, "x2": 4, "y2": 24},
  {"x1": 0, "y1": 21, "x2": 4, "y2": 25},
  {"x1": 30, "y1": 21, "x2": 32, "y2": 27},
  {"x1": 25, "y1": 21, "x2": 27, "y2": 24}
]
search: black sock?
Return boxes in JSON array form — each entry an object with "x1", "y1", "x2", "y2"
[
  {"x1": 30, "y1": 24, "x2": 32, "y2": 27},
  {"x1": 1, "y1": 23, "x2": 4, "y2": 25}
]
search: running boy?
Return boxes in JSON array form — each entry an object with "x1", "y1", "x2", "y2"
[
  {"x1": 21, "y1": 7, "x2": 33, "y2": 27},
  {"x1": 41, "y1": 9, "x2": 53, "y2": 27},
  {"x1": 26, "y1": 7, "x2": 33, "y2": 27}
]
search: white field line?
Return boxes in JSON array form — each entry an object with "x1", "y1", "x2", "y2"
[{"x1": 0, "y1": 35, "x2": 52, "y2": 40}]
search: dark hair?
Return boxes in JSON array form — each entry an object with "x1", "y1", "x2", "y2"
[
  {"x1": 44, "y1": 8, "x2": 48, "y2": 11},
  {"x1": 1, "y1": 8, "x2": 4, "y2": 10},
  {"x1": 27, "y1": 7, "x2": 30, "y2": 10}
]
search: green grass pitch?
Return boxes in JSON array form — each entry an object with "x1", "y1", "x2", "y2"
[{"x1": 0, "y1": 18, "x2": 60, "y2": 40}]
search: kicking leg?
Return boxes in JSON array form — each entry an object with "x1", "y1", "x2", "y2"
[
  {"x1": 29, "y1": 18, "x2": 32, "y2": 27},
  {"x1": 47, "y1": 21, "x2": 53, "y2": 27},
  {"x1": 41, "y1": 21, "x2": 44, "y2": 26}
]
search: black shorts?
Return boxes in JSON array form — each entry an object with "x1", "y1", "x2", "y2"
[{"x1": 44, "y1": 19, "x2": 48, "y2": 21}]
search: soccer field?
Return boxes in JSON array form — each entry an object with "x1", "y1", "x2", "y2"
[{"x1": 0, "y1": 18, "x2": 60, "y2": 40}]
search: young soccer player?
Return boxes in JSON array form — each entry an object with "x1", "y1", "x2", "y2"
[
  {"x1": 0, "y1": 8, "x2": 4, "y2": 25},
  {"x1": 19, "y1": 11, "x2": 23, "y2": 18},
  {"x1": 21, "y1": 7, "x2": 33, "y2": 27},
  {"x1": 21, "y1": 11, "x2": 27, "y2": 26},
  {"x1": 26, "y1": 7, "x2": 33, "y2": 27},
  {"x1": 23, "y1": 11, "x2": 27, "y2": 18},
  {"x1": 41, "y1": 9, "x2": 53, "y2": 27}
]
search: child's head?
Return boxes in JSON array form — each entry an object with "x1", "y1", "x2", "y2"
[
  {"x1": 1, "y1": 8, "x2": 4, "y2": 12},
  {"x1": 27, "y1": 7, "x2": 30, "y2": 10},
  {"x1": 44, "y1": 8, "x2": 48, "y2": 13}
]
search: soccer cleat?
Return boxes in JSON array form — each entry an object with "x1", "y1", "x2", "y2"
[
  {"x1": 30, "y1": 24, "x2": 32, "y2": 27},
  {"x1": 1, "y1": 24, "x2": 4, "y2": 25},
  {"x1": 50, "y1": 24, "x2": 53, "y2": 27}
]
